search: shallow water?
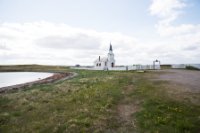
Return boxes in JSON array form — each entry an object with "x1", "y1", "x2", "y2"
[{"x1": 0, "y1": 72, "x2": 53, "y2": 88}]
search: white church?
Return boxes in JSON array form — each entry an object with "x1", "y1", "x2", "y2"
[
  {"x1": 72, "y1": 42, "x2": 162, "y2": 71},
  {"x1": 94, "y1": 43, "x2": 115, "y2": 70}
]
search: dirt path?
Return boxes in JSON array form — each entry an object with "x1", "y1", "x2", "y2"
[{"x1": 116, "y1": 85, "x2": 140, "y2": 132}]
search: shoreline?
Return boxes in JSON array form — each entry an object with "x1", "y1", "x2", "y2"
[{"x1": 0, "y1": 72, "x2": 77, "y2": 93}]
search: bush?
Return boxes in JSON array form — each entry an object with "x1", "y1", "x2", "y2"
[{"x1": 186, "y1": 66, "x2": 200, "y2": 70}]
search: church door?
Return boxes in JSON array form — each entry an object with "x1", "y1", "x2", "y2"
[{"x1": 111, "y1": 63, "x2": 114, "y2": 67}]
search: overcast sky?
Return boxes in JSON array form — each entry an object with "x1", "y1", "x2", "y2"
[{"x1": 0, "y1": 0, "x2": 200, "y2": 65}]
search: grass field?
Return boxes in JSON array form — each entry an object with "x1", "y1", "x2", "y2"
[{"x1": 0, "y1": 65, "x2": 200, "y2": 133}]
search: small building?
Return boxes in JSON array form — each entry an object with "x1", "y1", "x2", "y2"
[{"x1": 94, "y1": 43, "x2": 115, "y2": 70}]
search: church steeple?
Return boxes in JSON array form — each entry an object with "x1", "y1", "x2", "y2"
[
  {"x1": 109, "y1": 42, "x2": 113, "y2": 51},
  {"x1": 107, "y1": 42, "x2": 115, "y2": 68}
]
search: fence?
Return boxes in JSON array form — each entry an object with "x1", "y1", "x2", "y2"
[
  {"x1": 71, "y1": 65, "x2": 160, "y2": 71},
  {"x1": 71, "y1": 64, "x2": 200, "y2": 71},
  {"x1": 171, "y1": 64, "x2": 186, "y2": 69},
  {"x1": 171, "y1": 64, "x2": 200, "y2": 69}
]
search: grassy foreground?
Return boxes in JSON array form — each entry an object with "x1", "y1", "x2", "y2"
[{"x1": 0, "y1": 65, "x2": 200, "y2": 133}]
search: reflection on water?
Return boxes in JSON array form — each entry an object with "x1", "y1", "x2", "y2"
[{"x1": 0, "y1": 72, "x2": 53, "y2": 88}]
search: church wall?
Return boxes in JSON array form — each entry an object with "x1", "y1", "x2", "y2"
[{"x1": 94, "y1": 61, "x2": 106, "y2": 69}]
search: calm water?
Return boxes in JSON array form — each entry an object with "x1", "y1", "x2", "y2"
[{"x1": 0, "y1": 72, "x2": 53, "y2": 88}]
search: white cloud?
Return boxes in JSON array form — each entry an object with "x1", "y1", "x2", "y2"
[
  {"x1": 0, "y1": 21, "x2": 142, "y2": 65},
  {"x1": 0, "y1": 18, "x2": 199, "y2": 65},
  {"x1": 149, "y1": 0, "x2": 186, "y2": 25},
  {"x1": 0, "y1": 41, "x2": 10, "y2": 50},
  {"x1": 149, "y1": 0, "x2": 200, "y2": 36},
  {"x1": 149, "y1": 0, "x2": 200, "y2": 63}
]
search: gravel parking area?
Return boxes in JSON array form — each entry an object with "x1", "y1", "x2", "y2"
[
  {"x1": 158, "y1": 69, "x2": 200, "y2": 93},
  {"x1": 153, "y1": 69, "x2": 200, "y2": 105}
]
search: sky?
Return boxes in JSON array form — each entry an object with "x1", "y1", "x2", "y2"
[{"x1": 0, "y1": 0, "x2": 200, "y2": 65}]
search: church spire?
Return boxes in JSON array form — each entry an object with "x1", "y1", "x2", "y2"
[{"x1": 109, "y1": 42, "x2": 113, "y2": 51}]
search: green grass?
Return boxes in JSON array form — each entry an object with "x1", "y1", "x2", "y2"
[
  {"x1": 132, "y1": 74, "x2": 200, "y2": 133},
  {"x1": 0, "y1": 64, "x2": 69, "y2": 72},
  {"x1": 0, "y1": 68, "x2": 132, "y2": 132},
  {"x1": 0, "y1": 65, "x2": 200, "y2": 133}
]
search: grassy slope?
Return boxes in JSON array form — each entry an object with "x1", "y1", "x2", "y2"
[{"x1": 0, "y1": 65, "x2": 200, "y2": 133}]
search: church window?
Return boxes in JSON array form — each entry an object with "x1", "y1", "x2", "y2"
[{"x1": 99, "y1": 63, "x2": 101, "y2": 66}]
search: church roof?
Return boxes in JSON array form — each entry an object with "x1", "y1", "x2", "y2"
[{"x1": 94, "y1": 57, "x2": 108, "y2": 63}]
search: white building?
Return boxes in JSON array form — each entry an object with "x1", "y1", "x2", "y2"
[{"x1": 94, "y1": 43, "x2": 115, "y2": 70}]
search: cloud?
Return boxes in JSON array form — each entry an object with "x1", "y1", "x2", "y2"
[
  {"x1": 0, "y1": 40, "x2": 10, "y2": 50},
  {"x1": 149, "y1": 0, "x2": 186, "y2": 25},
  {"x1": 149, "y1": 0, "x2": 200, "y2": 63},
  {"x1": 36, "y1": 34, "x2": 101, "y2": 50},
  {"x1": 184, "y1": 46, "x2": 199, "y2": 51},
  {"x1": 0, "y1": 21, "x2": 141, "y2": 65},
  {"x1": 0, "y1": 44, "x2": 9, "y2": 50},
  {"x1": 149, "y1": 0, "x2": 200, "y2": 36},
  {"x1": 0, "y1": 18, "x2": 199, "y2": 65}
]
